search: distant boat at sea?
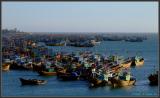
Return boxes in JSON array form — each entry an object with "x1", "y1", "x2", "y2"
[
  {"x1": 90, "y1": 40, "x2": 101, "y2": 45},
  {"x1": 68, "y1": 42, "x2": 95, "y2": 47},
  {"x1": 46, "y1": 43, "x2": 65, "y2": 46},
  {"x1": 124, "y1": 37, "x2": 143, "y2": 42},
  {"x1": 45, "y1": 41, "x2": 65, "y2": 46},
  {"x1": 103, "y1": 36, "x2": 123, "y2": 41}
]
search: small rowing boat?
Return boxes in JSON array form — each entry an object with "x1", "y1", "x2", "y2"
[{"x1": 19, "y1": 78, "x2": 47, "y2": 85}]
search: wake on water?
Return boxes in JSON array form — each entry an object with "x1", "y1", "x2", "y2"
[{"x1": 134, "y1": 80, "x2": 149, "y2": 86}]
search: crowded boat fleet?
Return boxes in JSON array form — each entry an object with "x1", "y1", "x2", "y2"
[
  {"x1": 2, "y1": 29, "x2": 158, "y2": 88},
  {"x1": 2, "y1": 48, "x2": 143, "y2": 88}
]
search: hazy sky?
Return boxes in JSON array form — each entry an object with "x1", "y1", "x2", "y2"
[{"x1": 2, "y1": 2, "x2": 158, "y2": 33}]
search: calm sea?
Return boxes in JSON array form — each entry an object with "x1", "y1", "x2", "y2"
[{"x1": 2, "y1": 33, "x2": 159, "y2": 96}]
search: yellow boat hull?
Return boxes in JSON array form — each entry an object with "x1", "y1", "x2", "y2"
[
  {"x1": 135, "y1": 60, "x2": 144, "y2": 66},
  {"x1": 110, "y1": 78, "x2": 136, "y2": 87},
  {"x1": 2, "y1": 64, "x2": 10, "y2": 71}
]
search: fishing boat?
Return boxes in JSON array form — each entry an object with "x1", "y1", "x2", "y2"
[
  {"x1": 45, "y1": 40, "x2": 66, "y2": 46},
  {"x1": 148, "y1": 71, "x2": 158, "y2": 86},
  {"x1": 110, "y1": 76, "x2": 136, "y2": 87},
  {"x1": 2, "y1": 59, "x2": 11, "y2": 71},
  {"x1": 46, "y1": 43, "x2": 65, "y2": 46},
  {"x1": 19, "y1": 78, "x2": 47, "y2": 85},
  {"x1": 69, "y1": 42, "x2": 95, "y2": 47},
  {"x1": 104, "y1": 36, "x2": 123, "y2": 41},
  {"x1": 131, "y1": 57, "x2": 144, "y2": 67},
  {"x1": 38, "y1": 71, "x2": 57, "y2": 76},
  {"x1": 124, "y1": 37, "x2": 143, "y2": 42},
  {"x1": 2, "y1": 63, "x2": 10, "y2": 71},
  {"x1": 109, "y1": 70, "x2": 136, "y2": 87}
]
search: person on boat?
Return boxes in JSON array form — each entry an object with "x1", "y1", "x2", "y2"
[
  {"x1": 84, "y1": 62, "x2": 90, "y2": 69},
  {"x1": 135, "y1": 56, "x2": 140, "y2": 62},
  {"x1": 91, "y1": 67, "x2": 96, "y2": 78},
  {"x1": 113, "y1": 55, "x2": 116, "y2": 62},
  {"x1": 103, "y1": 71, "x2": 109, "y2": 82},
  {"x1": 108, "y1": 72, "x2": 113, "y2": 78},
  {"x1": 125, "y1": 72, "x2": 131, "y2": 81}
]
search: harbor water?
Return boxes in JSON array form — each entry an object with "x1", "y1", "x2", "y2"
[{"x1": 2, "y1": 33, "x2": 159, "y2": 96}]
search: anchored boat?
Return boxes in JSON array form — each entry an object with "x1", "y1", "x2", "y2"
[
  {"x1": 19, "y1": 78, "x2": 47, "y2": 85},
  {"x1": 131, "y1": 56, "x2": 144, "y2": 67},
  {"x1": 110, "y1": 71, "x2": 136, "y2": 87},
  {"x1": 110, "y1": 77, "x2": 136, "y2": 87},
  {"x1": 38, "y1": 71, "x2": 57, "y2": 76}
]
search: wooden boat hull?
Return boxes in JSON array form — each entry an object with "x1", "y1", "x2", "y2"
[
  {"x1": 89, "y1": 77, "x2": 108, "y2": 87},
  {"x1": 110, "y1": 78, "x2": 136, "y2": 87},
  {"x1": 38, "y1": 71, "x2": 57, "y2": 76},
  {"x1": 121, "y1": 61, "x2": 132, "y2": 68},
  {"x1": 2, "y1": 64, "x2": 10, "y2": 71},
  {"x1": 111, "y1": 65, "x2": 122, "y2": 73},
  {"x1": 56, "y1": 69, "x2": 67, "y2": 77},
  {"x1": 131, "y1": 57, "x2": 144, "y2": 67},
  {"x1": 46, "y1": 43, "x2": 65, "y2": 46},
  {"x1": 19, "y1": 78, "x2": 47, "y2": 85},
  {"x1": 135, "y1": 60, "x2": 144, "y2": 66}
]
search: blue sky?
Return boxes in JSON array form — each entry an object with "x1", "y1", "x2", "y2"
[{"x1": 2, "y1": 2, "x2": 158, "y2": 33}]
